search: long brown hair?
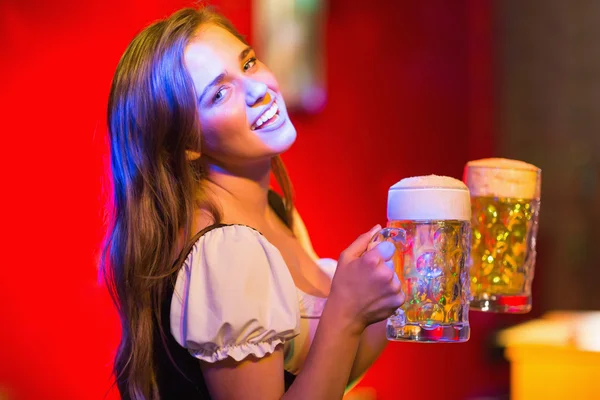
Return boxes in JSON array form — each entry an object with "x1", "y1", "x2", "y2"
[{"x1": 101, "y1": 7, "x2": 294, "y2": 399}]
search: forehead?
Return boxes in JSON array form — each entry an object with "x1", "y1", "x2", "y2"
[{"x1": 184, "y1": 24, "x2": 246, "y2": 92}]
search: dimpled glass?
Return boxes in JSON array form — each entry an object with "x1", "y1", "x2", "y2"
[
  {"x1": 464, "y1": 161, "x2": 541, "y2": 313},
  {"x1": 377, "y1": 220, "x2": 471, "y2": 343}
]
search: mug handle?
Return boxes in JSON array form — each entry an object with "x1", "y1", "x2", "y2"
[
  {"x1": 369, "y1": 227, "x2": 408, "y2": 322},
  {"x1": 368, "y1": 227, "x2": 407, "y2": 253},
  {"x1": 368, "y1": 226, "x2": 407, "y2": 276}
]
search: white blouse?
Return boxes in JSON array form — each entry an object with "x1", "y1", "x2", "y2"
[{"x1": 170, "y1": 224, "x2": 337, "y2": 374}]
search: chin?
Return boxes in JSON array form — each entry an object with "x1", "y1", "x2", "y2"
[
  {"x1": 255, "y1": 117, "x2": 297, "y2": 155},
  {"x1": 272, "y1": 121, "x2": 297, "y2": 153}
]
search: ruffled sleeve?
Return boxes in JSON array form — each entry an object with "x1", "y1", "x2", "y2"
[{"x1": 170, "y1": 225, "x2": 301, "y2": 363}]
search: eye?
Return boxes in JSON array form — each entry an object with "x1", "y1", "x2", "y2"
[
  {"x1": 243, "y1": 57, "x2": 257, "y2": 72},
  {"x1": 213, "y1": 87, "x2": 228, "y2": 103}
]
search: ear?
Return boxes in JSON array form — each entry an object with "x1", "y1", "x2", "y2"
[{"x1": 185, "y1": 150, "x2": 201, "y2": 161}]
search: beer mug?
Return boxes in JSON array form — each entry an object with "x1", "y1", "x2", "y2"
[
  {"x1": 371, "y1": 175, "x2": 472, "y2": 343},
  {"x1": 463, "y1": 158, "x2": 541, "y2": 313}
]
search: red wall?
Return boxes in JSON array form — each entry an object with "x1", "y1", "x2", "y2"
[{"x1": 0, "y1": 1, "x2": 509, "y2": 399}]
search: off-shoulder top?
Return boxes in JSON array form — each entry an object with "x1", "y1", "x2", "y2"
[{"x1": 152, "y1": 193, "x2": 336, "y2": 399}]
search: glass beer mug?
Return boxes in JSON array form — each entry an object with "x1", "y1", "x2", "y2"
[
  {"x1": 463, "y1": 158, "x2": 541, "y2": 313},
  {"x1": 371, "y1": 175, "x2": 472, "y2": 343}
]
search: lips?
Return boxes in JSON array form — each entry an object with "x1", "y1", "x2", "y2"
[{"x1": 251, "y1": 101, "x2": 280, "y2": 130}]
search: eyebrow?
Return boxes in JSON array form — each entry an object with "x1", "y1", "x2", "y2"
[
  {"x1": 239, "y1": 46, "x2": 253, "y2": 61},
  {"x1": 198, "y1": 72, "x2": 226, "y2": 103},
  {"x1": 197, "y1": 47, "x2": 255, "y2": 103}
]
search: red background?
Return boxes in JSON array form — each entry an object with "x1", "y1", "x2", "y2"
[{"x1": 0, "y1": 0, "x2": 524, "y2": 399}]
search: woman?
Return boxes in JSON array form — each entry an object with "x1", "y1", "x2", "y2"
[{"x1": 102, "y1": 6, "x2": 404, "y2": 400}]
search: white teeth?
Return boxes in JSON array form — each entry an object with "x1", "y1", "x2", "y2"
[{"x1": 253, "y1": 102, "x2": 279, "y2": 129}]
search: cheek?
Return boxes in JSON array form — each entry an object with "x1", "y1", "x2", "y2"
[
  {"x1": 256, "y1": 67, "x2": 280, "y2": 92},
  {"x1": 203, "y1": 101, "x2": 249, "y2": 131},
  {"x1": 198, "y1": 104, "x2": 250, "y2": 151}
]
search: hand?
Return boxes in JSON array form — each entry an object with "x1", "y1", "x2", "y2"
[{"x1": 328, "y1": 224, "x2": 405, "y2": 335}]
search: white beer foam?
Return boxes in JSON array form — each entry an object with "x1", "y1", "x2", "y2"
[
  {"x1": 387, "y1": 175, "x2": 471, "y2": 221},
  {"x1": 464, "y1": 158, "x2": 541, "y2": 199}
]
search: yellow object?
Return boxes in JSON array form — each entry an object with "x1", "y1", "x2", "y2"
[
  {"x1": 500, "y1": 311, "x2": 600, "y2": 400},
  {"x1": 506, "y1": 344, "x2": 600, "y2": 400}
]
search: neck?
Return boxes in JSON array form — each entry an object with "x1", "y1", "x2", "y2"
[{"x1": 202, "y1": 157, "x2": 273, "y2": 220}]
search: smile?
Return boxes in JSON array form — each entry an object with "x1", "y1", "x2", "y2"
[{"x1": 251, "y1": 102, "x2": 281, "y2": 131}]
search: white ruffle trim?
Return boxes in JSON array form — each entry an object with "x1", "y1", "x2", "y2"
[
  {"x1": 297, "y1": 291, "x2": 328, "y2": 318},
  {"x1": 189, "y1": 337, "x2": 286, "y2": 363}
]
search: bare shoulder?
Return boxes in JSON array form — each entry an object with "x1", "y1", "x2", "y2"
[
  {"x1": 192, "y1": 207, "x2": 219, "y2": 233},
  {"x1": 173, "y1": 208, "x2": 219, "y2": 259}
]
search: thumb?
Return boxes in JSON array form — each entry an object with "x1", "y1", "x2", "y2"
[{"x1": 344, "y1": 224, "x2": 382, "y2": 258}]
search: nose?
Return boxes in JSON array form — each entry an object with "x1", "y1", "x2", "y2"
[{"x1": 245, "y1": 78, "x2": 269, "y2": 106}]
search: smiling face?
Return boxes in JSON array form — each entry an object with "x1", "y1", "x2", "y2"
[{"x1": 184, "y1": 24, "x2": 296, "y2": 169}]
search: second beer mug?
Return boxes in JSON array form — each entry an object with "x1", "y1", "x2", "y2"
[
  {"x1": 372, "y1": 175, "x2": 472, "y2": 343},
  {"x1": 464, "y1": 158, "x2": 542, "y2": 313}
]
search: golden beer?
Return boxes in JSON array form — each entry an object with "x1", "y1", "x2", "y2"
[
  {"x1": 464, "y1": 158, "x2": 541, "y2": 313},
  {"x1": 386, "y1": 220, "x2": 471, "y2": 342},
  {"x1": 469, "y1": 196, "x2": 540, "y2": 312}
]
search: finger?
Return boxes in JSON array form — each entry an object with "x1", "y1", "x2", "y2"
[
  {"x1": 392, "y1": 291, "x2": 406, "y2": 309},
  {"x1": 361, "y1": 248, "x2": 382, "y2": 268},
  {"x1": 378, "y1": 290, "x2": 405, "y2": 311},
  {"x1": 343, "y1": 224, "x2": 382, "y2": 258},
  {"x1": 361, "y1": 241, "x2": 395, "y2": 267},
  {"x1": 375, "y1": 241, "x2": 395, "y2": 260},
  {"x1": 383, "y1": 259, "x2": 401, "y2": 285}
]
